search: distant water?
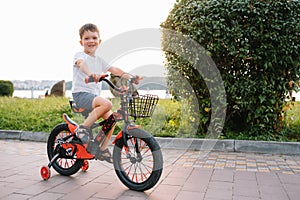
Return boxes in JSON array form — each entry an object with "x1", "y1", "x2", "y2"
[
  {"x1": 292, "y1": 92, "x2": 300, "y2": 101},
  {"x1": 13, "y1": 90, "x2": 171, "y2": 99},
  {"x1": 13, "y1": 90, "x2": 300, "y2": 101}
]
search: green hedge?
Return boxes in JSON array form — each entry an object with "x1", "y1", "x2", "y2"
[{"x1": 0, "y1": 80, "x2": 14, "y2": 97}]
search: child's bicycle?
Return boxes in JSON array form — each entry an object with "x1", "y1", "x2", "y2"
[{"x1": 40, "y1": 74, "x2": 163, "y2": 192}]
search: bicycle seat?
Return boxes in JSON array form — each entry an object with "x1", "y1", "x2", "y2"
[{"x1": 69, "y1": 99, "x2": 90, "y2": 118}]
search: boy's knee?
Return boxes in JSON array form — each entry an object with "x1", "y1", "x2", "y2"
[
  {"x1": 93, "y1": 97, "x2": 112, "y2": 110},
  {"x1": 102, "y1": 100, "x2": 112, "y2": 111},
  {"x1": 106, "y1": 100, "x2": 113, "y2": 109}
]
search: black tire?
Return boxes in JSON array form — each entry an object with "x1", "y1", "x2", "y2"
[
  {"x1": 47, "y1": 123, "x2": 84, "y2": 176},
  {"x1": 113, "y1": 129, "x2": 163, "y2": 191}
]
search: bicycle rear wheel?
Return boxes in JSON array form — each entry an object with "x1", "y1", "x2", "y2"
[
  {"x1": 47, "y1": 123, "x2": 84, "y2": 176},
  {"x1": 113, "y1": 129, "x2": 163, "y2": 191}
]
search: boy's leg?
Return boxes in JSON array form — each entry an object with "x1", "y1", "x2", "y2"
[
  {"x1": 99, "y1": 122, "x2": 115, "y2": 163},
  {"x1": 76, "y1": 97, "x2": 112, "y2": 143},
  {"x1": 99, "y1": 110, "x2": 116, "y2": 150},
  {"x1": 96, "y1": 111, "x2": 116, "y2": 163},
  {"x1": 82, "y1": 96, "x2": 112, "y2": 127},
  {"x1": 100, "y1": 123, "x2": 115, "y2": 151}
]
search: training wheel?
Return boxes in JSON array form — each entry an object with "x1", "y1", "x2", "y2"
[
  {"x1": 81, "y1": 160, "x2": 89, "y2": 171},
  {"x1": 40, "y1": 166, "x2": 51, "y2": 180}
]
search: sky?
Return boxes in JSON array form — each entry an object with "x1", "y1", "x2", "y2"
[{"x1": 0, "y1": 0, "x2": 176, "y2": 81}]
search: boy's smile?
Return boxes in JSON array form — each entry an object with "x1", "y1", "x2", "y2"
[{"x1": 80, "y1": 30, "x2": 101, "y2": 56}]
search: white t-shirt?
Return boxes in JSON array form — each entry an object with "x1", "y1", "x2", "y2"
[{"x1": 71, "y1": 52, "x2": 110, "y2": 95}]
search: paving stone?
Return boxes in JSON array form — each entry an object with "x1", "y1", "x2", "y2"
[
  {"x1": 205, "y1": 188, "x2": 233, "y2": 200},
  {"x1": 233, "y1": 184, "x2": 259, "y2": 198},
  {"x1": 208, "y1": 181, "x2": 233, "y2": 190},
  {"x1": 29, "y1": 192, "x2": 65, "y2": 200},
  {"x1": 211, "y1": 169, "x2": 234, "y2": 182},
  {"x1": 148, "y1": 185, "x2": 181, "y2": 200},
  {"x1": 175, "y1": 191, "x2": 204, "y2": 200},
  {"x1": 161, "y1": 177, "x2": 187, "y2": 186}
]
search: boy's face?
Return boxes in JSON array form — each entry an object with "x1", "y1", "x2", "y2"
[{"x1": 80, "y1": 30, "x2": 101, "y2": 56}]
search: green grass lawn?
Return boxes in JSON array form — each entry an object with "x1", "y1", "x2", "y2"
[
  {"x1": 0, "y1": 97, "x2": 299, "y2": 141},
  {"x1": 285, "y1": 101, "x2": 300, "y2": 141},
  {"x1": 0, "y1": 97, "x2": 72, "y2": 132}
]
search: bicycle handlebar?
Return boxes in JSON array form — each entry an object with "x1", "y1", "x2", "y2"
[
  {"x1": 84, "y1": 74, "x2": 109, "y2": 84},
  {"x1": 84, "y1": 74, "x2": 135, "y2": 93}
]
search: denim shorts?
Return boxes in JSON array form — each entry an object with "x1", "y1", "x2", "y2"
[{"x1": 72, "y1": 92, "x2": 97, "y2": 112}]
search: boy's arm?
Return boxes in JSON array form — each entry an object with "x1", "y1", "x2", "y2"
[
  {"x1": 108, "y1": 66, "x2": 128, "y2": 78},
  {"x1": 76, "y1": 59, "x2": 92, "y2": 76},
  {"x1": 108, "y1": 66, "x2": 142, "y2": 84}
]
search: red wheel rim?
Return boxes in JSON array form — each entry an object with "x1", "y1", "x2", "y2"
[
  {"x1": 81, "y1": 160, "x2": 89, "y2": 171},
  {"x1": 40, "y1": 166, "x2": 51, "y2": 180}
]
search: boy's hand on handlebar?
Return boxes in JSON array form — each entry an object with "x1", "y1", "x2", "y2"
[
  {"x1": 120, "y1": 85, "x2": 128, "y2": 93},
  {"x1": 119, "y1": 75, "x2": 142, "y2": 93},
  {"x1": 91, "y1": 74, "x2": 99, "y2": 82},
  {"x1": 85, "y1": 74, "x2": 108, "y2": 83},
  {"x1": 133, "y1": 75, "x2": 143, "y2": 84}
]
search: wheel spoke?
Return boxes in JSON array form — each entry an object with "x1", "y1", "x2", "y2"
[
  {"x1": 64, "y1": 160, "x2": 70, "y2": 168},
  {"x1": 140, "y1": 162, "x2": 152, "y2": 174},
  {"x1": 126, "y1": 164, "x2": 133, "y2": 177},
  {"x1": 138, "y1": 163, "x2": 149, "y2": 182},
  {"x1": 139, "y1": 140, "x2": 147, "y2": 151},
  {"x1": 131, "y1": 163, "x2": 138, "y2": 182}
]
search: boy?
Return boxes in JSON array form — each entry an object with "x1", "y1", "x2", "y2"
[{"x1": 72, "y1": 23, "x2": 140, "y2": 163}]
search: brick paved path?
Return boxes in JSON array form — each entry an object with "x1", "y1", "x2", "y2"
[
  {"x1": 0, "y1": 140, "x2": 300, "y2": 200},
  {"x1": 176, "y1": 150, "x2": 300, "y2": 174}
]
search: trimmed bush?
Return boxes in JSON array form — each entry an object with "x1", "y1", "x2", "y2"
[
  {"x1": 161, "y1": 0, "x2": 300, "y2": 139},
  {"x1": 0, "y1": 80, "x2": 14, "y2": 97}
]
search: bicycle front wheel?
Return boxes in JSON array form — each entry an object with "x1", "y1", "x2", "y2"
[{"x1": 113, "y1": 129, "x2": 163, "y2": 191}]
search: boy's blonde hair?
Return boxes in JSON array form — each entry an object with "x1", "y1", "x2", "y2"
[{"x1": 79, "y1": 23, "x2": 100, "y2": 39}]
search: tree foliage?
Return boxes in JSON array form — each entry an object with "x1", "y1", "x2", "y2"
[{"x1": 161, "y1": 0, "x2": 300, "y2": 139}]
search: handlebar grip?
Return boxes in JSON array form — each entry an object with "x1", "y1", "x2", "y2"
[
  {"x1": 84, "y1": 74, "x2": 109, "y2": 84},
  {"x1": 84, "y1": 74, "x2": 124, "y2": 93},
  {"x1": 85, "y1": 76, "x2": 94, "y2": 84}
]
